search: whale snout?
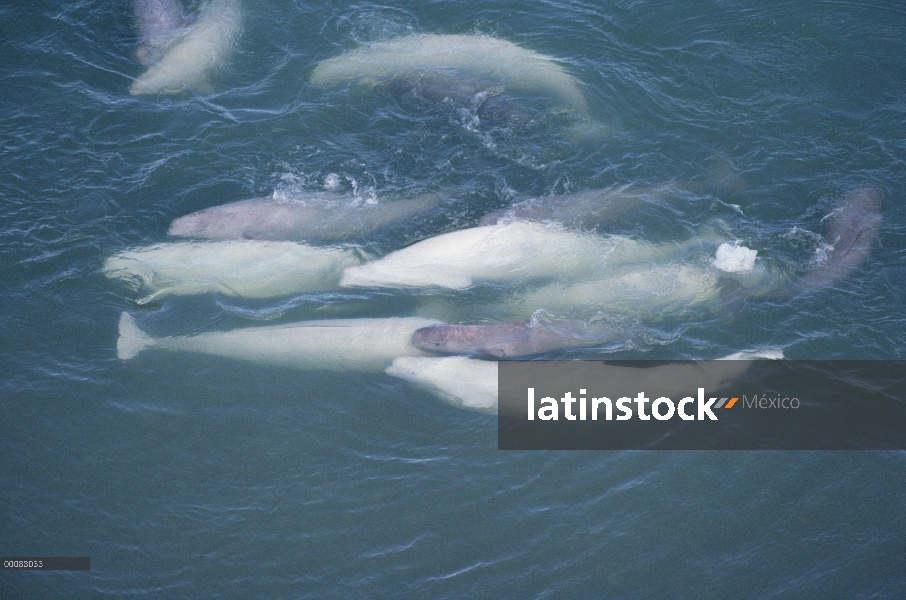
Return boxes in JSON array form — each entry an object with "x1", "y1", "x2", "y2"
[{"x1": 411, "y1": 325, "x2": 452, "y2": 352}]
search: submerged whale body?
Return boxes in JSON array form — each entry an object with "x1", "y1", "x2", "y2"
[
  {"x1": 481, "y1": 157, "x2": 749, "y2": 231},
  {"x1": 130, "y1": 0, "x2": 241, "y2": 95},
  {"x1": 375, "y1": 71, "x2": 537, "y2": 129},
  {"x1": 168, "y1": 191, "x2": 445, "y2": 242},
  {"x1": 103, "y1": 240, "x2": 366, "y2": 303},
  {"x1": 310, "y1": 34, "x2": 604, "y2": 138},
  {"x1": 791, "y1": 187, "x2": 882, "y2": 293},
  {"x1": 118, "y1": 313, "x2": 439, "y2": 372}
]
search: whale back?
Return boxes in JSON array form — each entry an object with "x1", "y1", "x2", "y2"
[{"x1": 310, "y1": 34, "x2": 589, "y2": 114}]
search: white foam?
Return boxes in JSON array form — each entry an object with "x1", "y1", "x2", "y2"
[
  {"x1": 323, "y1": 173, "x2": 340, "y2": 190},
  {"x1": 714, "y1": 242, "x2": 757, "y2": 273}
]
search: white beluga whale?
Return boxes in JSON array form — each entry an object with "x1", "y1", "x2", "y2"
[
  {"x1": 480, "y1": 156, "x2": 749, "y2": 231},
  {"x1": 310, "y1": 34, "x2": 605, "y2": 138},
  {"x1": 118, "y1": 313, "x2": 440, "y2": 372},
  {"x1": 339, "y1": 220, "x2": 746, "y2": 295},
  {"x1": 104, "y1": 240, "x2": 368, "y2": 304},
  {"x1": 130, "y1": 0, "x2": 241, "y2": 95},
  {"x1": 168, "y1": 190, "x2": 445, "y2": 243},
  {"x1": 339, "y1": 221, "x2": 667, "y2": 290}
]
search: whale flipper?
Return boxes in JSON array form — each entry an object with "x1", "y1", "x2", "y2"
[{"x1": 117, "y1": 312, "x2": 155, "y2": 360}]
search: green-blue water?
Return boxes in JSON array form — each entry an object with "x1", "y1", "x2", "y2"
[{"x1": 2, "y1": 0, "x2": 905, "y2": 597}]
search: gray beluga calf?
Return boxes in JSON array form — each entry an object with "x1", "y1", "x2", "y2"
[
  {"x1": 104, "y1": 240, "x2": 368, "y2": 304},
  {"x1": 310, "y1": 34, "x2": 606, "y2": 138},
  {"x1": 411, "y1": 319, "x2": 632, "y2": 358},
  {"x1": 168, "y1": 191, "x2": 445, "y2": 243},
  {"x1": 118, "y1": 313, "x2": 440, "y2": 372},
  {"x1": 130, "y1": 0, "x2": 241, "y2": 95}
]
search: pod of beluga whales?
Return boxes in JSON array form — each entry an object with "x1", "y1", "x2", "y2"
[{"x1": 116, "y1": 0, "x2": 883, "y2": 413}]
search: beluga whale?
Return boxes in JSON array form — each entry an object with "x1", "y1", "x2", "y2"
[
  {"x1": 117, "y1": 313, "x2": 440, "y2": 372},
  {"x1": 103, "y1": 240, "x2": 369, "y2": 304},
  {"x1": 130, "y1": 0, "x2": 242, "y2": 95},
  {"x1": 168, "y1": 190, "x2": 446, "y2": 243},
  {"x1": 309, "y1": 34, "x2": 606, "y2": 139}
]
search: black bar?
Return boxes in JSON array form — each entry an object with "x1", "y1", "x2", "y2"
[
  {"x1": 1, "y1": 557, "x2": 90, "y2": 570},
  {"x1": 498, "y1": 360, "x2": 906, "y2": 450}
]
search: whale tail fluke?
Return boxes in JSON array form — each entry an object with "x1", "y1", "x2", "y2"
[{"x1": 117, "y1": 312, "x2": 154, "y2": 360}]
